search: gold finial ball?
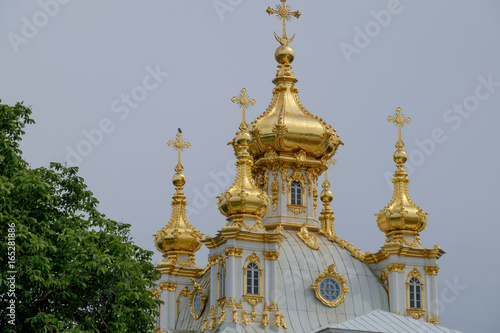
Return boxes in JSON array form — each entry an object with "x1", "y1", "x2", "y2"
[
  {"x1": 320, "y1": 189, "x2": 333, "y2": 203},
  {"x1": 236, "y1": 131, "x2": 252, "y2": 145},
  {"x1": 172, "y1": 172, "x2": 186, "y2": 186},
  {"x1": 393, "y1": 149, "x2": 407, "y2": 164},
  {"x1": 275, "y1": 45, "x2": 295, "y2": 64}
]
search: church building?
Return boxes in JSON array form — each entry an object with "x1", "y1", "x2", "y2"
[{"x1": 151, "y1": 1, "x2": 463, "y2": 332}]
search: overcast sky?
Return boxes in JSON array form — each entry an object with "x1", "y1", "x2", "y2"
[{"x1": 1, "y1": 1, "x2": 499, "y2": 332}]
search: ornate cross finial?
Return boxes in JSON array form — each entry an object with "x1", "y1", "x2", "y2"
[
  {"x1": 168, "y1": 129, "x2": 191, "y2": 172},
  {"x1": 387, "y1": 107, "x2": 411, "y2": 149},
  {"x1": 266, "y1": 0, "x2": 301, "y2": 46},
  {"x1": 231, "y1": 88, "x2": 256, "y2": 131}
]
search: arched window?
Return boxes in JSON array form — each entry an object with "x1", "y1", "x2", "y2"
[
  {"x1": 290, "y1": 181, "x2": 302, "y2": 205},
  {"x1": 246, "y1": 262, "x2": 260, "y2": 295},
  {"x1": 408, "y1": 277, "x2": 422, "y2": 309},
  {"x1": 218, "y1": 264, "x2": 226, "y2": 298}
]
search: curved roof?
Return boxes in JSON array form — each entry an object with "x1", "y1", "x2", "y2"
[{"x1": 275, "y1": 230, "x2": 388, "y2": 332}]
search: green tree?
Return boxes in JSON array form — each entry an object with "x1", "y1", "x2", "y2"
[{"x1": 0, "y1": 101, "x2": 161, "y2": 332}]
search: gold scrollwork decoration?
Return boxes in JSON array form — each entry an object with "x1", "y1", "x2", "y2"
[
  {"x1": 263, "y1": 251, "x2": 280, "y2": 261},
  {"x1": 159, "y1": 282, "x2": 177, "y2": 292},
  {"x1": 224, "y1": 247, "x2": 244, "y2": 257},
  {"x1": 297, "y1": 224, "x2": 319, "y2": 250},
  {"x1": 424, "y1": 266, "x2": 439, "y2": 275},
  {"x1": 189, "y1": 278, "x2": 207, "y2": 320},
  {"x1": 386, "y1": 263, "x2": 406, "y2": 273}
]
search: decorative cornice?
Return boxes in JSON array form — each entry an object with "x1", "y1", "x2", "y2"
[
  {"x1": 386, "y1": 263, "x2": 406, "y2": 273},
  {"x1": 364, "y1": 244, "x2": 445, "y2": 264},
  {"x1": 201, "y1": 228, "x2": 285, "y2": 249}
]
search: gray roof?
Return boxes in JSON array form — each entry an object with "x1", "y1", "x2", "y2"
[{"x1": 315, "y1": 309, "x2": 464, "y2": 333}]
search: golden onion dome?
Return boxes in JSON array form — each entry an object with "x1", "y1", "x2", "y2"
[
  {"x1": 154, "y1": 131, "x2": 202, "y2": 257},
  {"x1": 249, "y1": 44, "x2": 343, "y2": 163},
  {"x1": 375, "y1": 108, "x2": 428, "y2": 238},
  {"x1": 218, "y1": 89, "x2": 270, "y2": 220}
]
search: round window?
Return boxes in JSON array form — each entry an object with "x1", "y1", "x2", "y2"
[
  {"x1": 193, "y1": 290, "x2": 202, "y2": 315},
  {"x1": 319, "y1": 277, "x2": 341, "y2": 302}
]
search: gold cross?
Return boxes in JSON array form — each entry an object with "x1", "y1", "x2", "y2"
[
  {"x1": 387, "y1": 107, "x2": 411, "y2": 149},
  {"x1": 266, "y1": 0, "x2": 301, "y2": 46},
  {"x1": 231, "y1": 88, "x2": 256, "y2": 131},
  {"x1": 168, "y1": 129, "x2": 191, "y2": 172}
]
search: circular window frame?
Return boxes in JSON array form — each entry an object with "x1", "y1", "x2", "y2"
[
  {"x1": 312, "y1": 264, "x2": 349, "y2": 307},
  {"x1": 189, "y1": 280, "x2": 206, "y2": 319}
]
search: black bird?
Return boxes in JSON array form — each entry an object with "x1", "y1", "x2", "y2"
[{"x1": 178, "y1": 128, "x2": 182, "y2": 134}]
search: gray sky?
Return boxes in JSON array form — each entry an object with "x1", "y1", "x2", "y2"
[{"x1": 1, "y1": 1, "x2": 499, "y2": 332}]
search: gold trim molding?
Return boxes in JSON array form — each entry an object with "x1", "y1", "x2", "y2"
[{"x1": 297, "y1": 224, "x2": 319, "y2": 250}]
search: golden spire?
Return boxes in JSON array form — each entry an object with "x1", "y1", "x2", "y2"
[
  {"x1": 154, "y1": 130, "x2": 202, "y2": 267},
  {"x1": 231, "y1": 88, "x2": 256, "y2": 131},
  {"x1": 376, "y1": 108, "x2": 427, "y2": 244},
  {"x1": 266, "y1": 0, "x2": 301, "y2": 46},
  {"x1": 218, "y1": 89, "x2": 270, "y2": 229},
  {"x1": 319, "y1": 159, "x2": 336, "y2": 238}
]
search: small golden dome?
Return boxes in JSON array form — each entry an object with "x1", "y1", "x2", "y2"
[
  {"x1": 218, "y1": 89, "x2": 270, "y2": 220},
  {"x1": 154, "y1": 131, "x2": 202, "y2": 257},
  {"x1": 376, "y1": 108, "x2": 427, "y2": 238}
]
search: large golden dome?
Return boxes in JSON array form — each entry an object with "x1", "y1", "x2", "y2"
[{"x1": 249, "y1": 45, "x2": 343, "y2": 164}]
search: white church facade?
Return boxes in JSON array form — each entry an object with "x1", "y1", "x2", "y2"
[{"x1": 151, "y1": 1, "x2": 463, "y2": 332}]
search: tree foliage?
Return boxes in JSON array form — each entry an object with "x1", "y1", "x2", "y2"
[{"x1": 0, "y1": 101, "x2": 160, "y2": 332}]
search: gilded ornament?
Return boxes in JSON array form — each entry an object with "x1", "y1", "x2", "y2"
[
  {"x1": 274, "y1": 312, "x2": 281, "y2": 326},
  {"x1": 241, "y1": 310, "x2": 249, "y2": 324},
  {"x1": 266, "y1": 0, "x2": 301, "y2": 46},
  {"x1": 287, "y1": 205, "x2": 306, "y2": 215},
  {"x1": 280, "y1": 314, "x2": 287, "y2": 329},
  {"x1": 209, "y1": 315, "x2": 216, "y2": 330},
  {"x1": 297, "y1": 224, "x2": 320, "y2": 250},
  {"x1": 232, "y1": 308, "x2": 238, "y2": 323},
  {"x1": 149, "y1": 288, "x2": 161, "y2": 299},
  {"x1": 386, "y1": 263, "x2": 406, "y2": 273},
  {"x1": 217, "y1": 309, "x2": 226, "y2": 327},
  {"x1": 227, "y1": 297, "x2": 243, "y2": 309},
  {"x1": 271, "y1": 179, "x2": 280, "y2": 211},
  {"x1": 208, "y1": 255, "x2": 218, "y2": 266},
  {"x1": 426, "y1": 314, "x2": 440, "y2": 324},
  {"x1": 176, "y1": 286, "x2": 191, "y2": 320},
  {"x1": 189, "y1": 278, "x2": 207, "y2": 320},
  {"x1": 159, "y1": 282, "x2": 177, "y2": 292},
  {"x1": 311, "y1": 264, "x2": 349, "y2": 307},
  {"x1": 263, "y1": 311, "x2": 269, "y2": 327},
  {"x1": 424, "y1": 266, "x2": 439, "y2": 275},
  {"x1": 200, "y1": 318, "x2": 208, "y2": 332},
  {"x1": 264, "y1": 300, "x2": 278, "y2": 312},
  {"x1": 263, "y1": 251, "x2": 280, "y2": 260},
  {"x1": 224, "y1": 247, "x2": 244, "y2": 257}
]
